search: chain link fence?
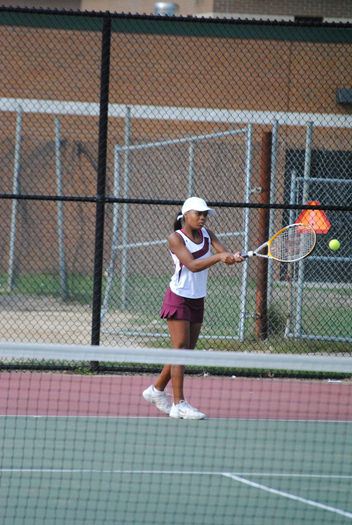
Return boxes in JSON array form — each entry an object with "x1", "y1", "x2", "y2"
[{"x1": 0, "y1": 8, "x2": 351, "y2": 362}]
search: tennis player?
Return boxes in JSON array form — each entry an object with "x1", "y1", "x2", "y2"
[{"x1": 143, "y1": 197, "x2": 245, "y2": 419}]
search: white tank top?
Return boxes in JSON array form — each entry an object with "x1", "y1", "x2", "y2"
[{"x1": 169, "y1": 227, "x2": 211, "y2": 299}]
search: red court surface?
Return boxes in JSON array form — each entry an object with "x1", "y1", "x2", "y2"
[{"x1": 0, "y1": 372, "x2": 351, "y2": 420}]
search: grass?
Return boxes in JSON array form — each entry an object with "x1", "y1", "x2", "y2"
[
  {"x1": 303, "y1": 305, "x2": 352, "y2": 338},
  {"x1": 1, "y1": 272, "x2": 94, "y2": 304}
]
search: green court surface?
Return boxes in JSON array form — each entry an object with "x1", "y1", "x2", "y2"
[{"x1": 1, "y1": 416, "x2": 352, "y2": 524}]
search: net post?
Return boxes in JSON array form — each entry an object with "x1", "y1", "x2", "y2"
[
  {"x1": 91, "y1": 15, "x2": 112, "y2": 370},
  {"x1": 255, "y1": 131, "x2": 272, "y2": 340}
]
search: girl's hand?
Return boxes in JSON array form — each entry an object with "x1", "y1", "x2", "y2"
[
  {"x1": 218, "y1": 252, "x2": 242, "y2": 265},
  {"x1": 233, "y1": 252, "x2": 246, "y2": 263}
]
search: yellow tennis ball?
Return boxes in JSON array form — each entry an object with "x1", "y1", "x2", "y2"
[{"x1": 329, "y1": 239, "x2": 340, "y2": 251}]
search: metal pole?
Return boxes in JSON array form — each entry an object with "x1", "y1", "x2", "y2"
[
  {"x1": 188, "y1": 141, "x2": 195, "y2": 197},
  {"x1": 101, "y1": 146, "x2": 120, "y2": 320},
  {"x1": 8, "y1": 108, "x2": 22, "y2": 292},
  {"x1": 238, "y1": 124, "x2": 252, "y2": 342},
  {"x1": 284, "y1": 170, "x2": 297, "y2": 337},
  {"x1": 121, "y1": 107, "x2": 131, "y2": 310},
  {"x1": 295, "y1": 122, "x2": 313, "y2": 336},
  {"x1": 255, "y1": 131, "x2": 272, "y2": 341},
  {"x1": 267, "y1": 120, "x2": 279, "y2": 306},
  {"x1": 91, "y1": 15, "x2": 112, "y2": 353},
  {"x1": 303, "y1": 122, "x2": 313, "y2": 203},
  {"x1": 289, "y1": 169, "x2": 297, "y2": 225},
  {"x1": 55, "y1": 117, "x2": 67, "y2": 300},
  {"x1": 116, "y1": 128, "x2": 245, "y2": 152}
]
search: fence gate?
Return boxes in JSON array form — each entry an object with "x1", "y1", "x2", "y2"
[
  {"x1": 285, "y1": 170, "x2": 352, "y2": 343},
  {"x1": 100, "y1": 122, "x2": 253, "y2": 346}
]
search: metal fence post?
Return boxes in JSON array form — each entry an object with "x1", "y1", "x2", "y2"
[
  {"x1": 8, "y1": 108, "x2": 22, "y2": 292},
  {"x1": 267, "y1": 120, "x2": 279, "y2": 307},
  {"x1": 255, "y1": 131, "x2": 272, "y2": 341},
  {"x1": 55, "y1": 117, "x2": 67, "y2": 301},
  {"x1": 91, "y1": 15, "x2": 112, "y2": 355},
  {"x1": 295, "y1": 121, "x2": 313, "y2": 336},
  {"x1": 121, "y1": 107, "x2": 131, "y2": 310},
  {"x1": 238, "y1": 124, "x2": 252, "y2": 342}
]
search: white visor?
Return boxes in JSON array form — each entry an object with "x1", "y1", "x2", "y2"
[{"x1": 177, "y1": 197, "x2": 216, "y2": 220}]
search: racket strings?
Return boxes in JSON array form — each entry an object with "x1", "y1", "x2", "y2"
[{"x1": 269, "y1": 225, "x2": 316, "y2": 262}]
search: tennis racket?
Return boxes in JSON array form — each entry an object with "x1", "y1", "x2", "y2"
[{"x1": 240, "y1": 223, "x2": 316, "y2": 262}]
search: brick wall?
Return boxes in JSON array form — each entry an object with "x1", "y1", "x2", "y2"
[{"x1": 2, "y1": 25, "x2": 349, "y2": 113}]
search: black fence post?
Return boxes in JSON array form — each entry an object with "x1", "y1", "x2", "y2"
[{"x1": 91, "y1": 15, "x2": 112, "y2": 369}]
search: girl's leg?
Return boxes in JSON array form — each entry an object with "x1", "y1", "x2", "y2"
[
  {"x1": 154, "y1": 320, "x2": 189, "y2": 395},
  {"x1": 154, "y1": 364, "x2": 172, "y2": 391},
  {"x1": 189, "y1": 321, "x2": 203, "y2": 349},
  {"x1": 154, "y1": 320, "x2": 202, "y2": 404}
]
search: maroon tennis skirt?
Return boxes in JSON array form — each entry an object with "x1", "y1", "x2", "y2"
[{"x1": 160, "y1": 287, "x2": 205, "y2": 323}]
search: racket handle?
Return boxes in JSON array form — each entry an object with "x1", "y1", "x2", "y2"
[{"x1": 240, "y1": 251, "x2": 254, "y2": 258}]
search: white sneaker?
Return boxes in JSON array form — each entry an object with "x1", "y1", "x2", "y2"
[
  {"x1": 169, "y1": 400, "x2": 205, "y2": 420},
  {"x1": 142, "y1": 385, "x2": 171, "y2": 414}
]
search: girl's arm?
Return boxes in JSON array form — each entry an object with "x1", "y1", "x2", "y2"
[
  {"x1": 168, "y1": 232, "x2": 240, "y2": 273},
  {"x1": 207, "y1": 228, "x2": 245, "y2": 262}
]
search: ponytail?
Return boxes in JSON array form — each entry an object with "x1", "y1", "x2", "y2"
[{"x1": 174, "y1": 212, "x2": 183, "y2": 231}]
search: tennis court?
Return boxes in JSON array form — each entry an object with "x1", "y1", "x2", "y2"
[{"x1": 1, "y1": 359, "x2": 352, "y2": 525}]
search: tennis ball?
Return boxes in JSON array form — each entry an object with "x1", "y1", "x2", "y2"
[{"x1": 329, "y1": 239, "x2": 340, "y2": 251}]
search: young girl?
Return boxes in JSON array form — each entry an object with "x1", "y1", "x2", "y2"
[{"x1": 143, "y1": 197, "x2": 245, "y2": 419}]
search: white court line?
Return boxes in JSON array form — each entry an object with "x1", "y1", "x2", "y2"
[
  {"x1": 2, "y1": 467, "x2": 352, "y2": 517},
  {"x1": 223, "y1": 473, "x2": 352, "y2": 519}
]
